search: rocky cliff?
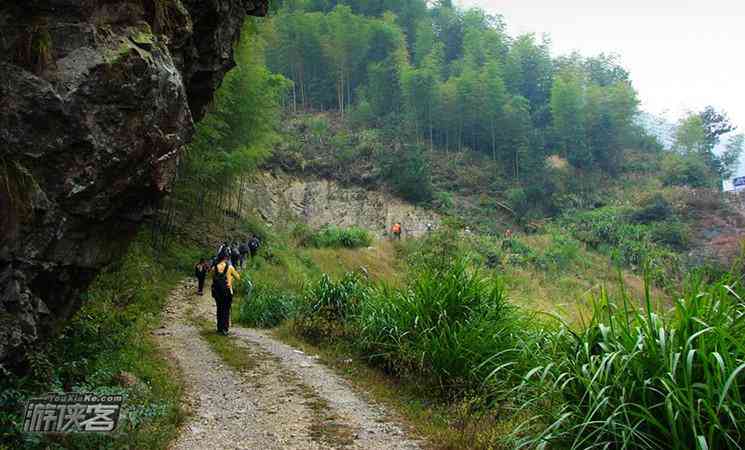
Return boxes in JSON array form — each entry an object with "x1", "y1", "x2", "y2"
[
  {"x1": 241, "y1": 171, "x2": 440, "y2": 238},
  {"x1": 0, "y1": 0, "x2": 269, "y2": 368}
]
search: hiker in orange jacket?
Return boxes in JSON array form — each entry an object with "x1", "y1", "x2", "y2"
[{"x1": 391, "y1": 222, "x2": 402, "y2": 240}]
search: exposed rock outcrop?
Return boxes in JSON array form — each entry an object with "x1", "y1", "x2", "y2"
[
  {"x1": 240, "y1": 171, "x2": 440, "y2": 238},
  {"x1": 0, "y1": 0, "x2": 269, "y2": 368}
]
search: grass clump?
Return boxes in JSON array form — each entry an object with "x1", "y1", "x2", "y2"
[
  {"x1": 238, "y1": 285, "x2": 299, "y2": 328},
  {"x1": 305, "y1": 225, "x2": 372, "y2": 249},
  {"x1": 292, "y1": 273, "x2": 370, "y2": 343},
  {"x1": 355, "y1": 260, "x2": 539, "y2": 398},
  {"x1": 517, "y1": 274, "x2": 745, "y2": 450}
]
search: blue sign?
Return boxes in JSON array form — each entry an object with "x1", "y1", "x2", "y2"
[{"x1": 734, "y1": 177, "x2": 745, "y2": 187}]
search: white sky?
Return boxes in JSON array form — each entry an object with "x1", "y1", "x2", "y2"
[{"x1": 456, "y1": 0, "x2": 745, "y2": 131}]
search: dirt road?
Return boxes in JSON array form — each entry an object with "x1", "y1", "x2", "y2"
[{"x1": 155, "y1": 280, "x2": 421, "y2": 450}]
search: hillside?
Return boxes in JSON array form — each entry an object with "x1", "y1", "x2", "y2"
[{"x1": 3, "y1": 1, "x2": 745, "y2": 449}]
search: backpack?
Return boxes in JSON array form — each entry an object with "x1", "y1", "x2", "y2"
[
  {"x1": 217, "y1": 245, "x2": 230, "y2": 260},
  {"x1": 212, "y1": 264, "x2": 231, "y2": 298},
  {"x1": 239, "y1": 243, "x2": 249, "y2": 254},
  {"x1": 248, "y1": 238, "x2": 259, "y2": 251}
]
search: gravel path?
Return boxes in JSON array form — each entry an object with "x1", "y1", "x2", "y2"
[{"x1": 155, "y1": 279, "x2": 421, "y2": 450}]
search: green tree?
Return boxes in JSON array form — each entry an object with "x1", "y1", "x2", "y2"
[
  {"x1": 505, "y1": 33, "x2": 553, "y2": 126},
  {"x1": 550, "y1": 72, "x2": 589, "y2": 168},
  {"x1": 721, "y1": 134, "x2": 744, "y2": 180},
  {"x1": 699, "y1": 106, "x2": 737, "y2": 151},
  {"x1": 321, "y1": 5, "x2": 371, "y2": 117}
]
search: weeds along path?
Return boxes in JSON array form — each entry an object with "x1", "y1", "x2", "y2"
[{"x1": 156, "y1": 279, "x2": 420, "y2": 450}]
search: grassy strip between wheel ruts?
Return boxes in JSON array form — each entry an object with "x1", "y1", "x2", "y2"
[
  {"x1": 188, "y1": 312, "x2": 259, "y2": 374},
  {"x1": 191, "y1": 310, "x2": 357, "y2": 448}
]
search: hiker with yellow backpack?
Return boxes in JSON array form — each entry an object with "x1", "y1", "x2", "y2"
[{"x1": 211, "y1": 253, "x2": 241, "y2": 335}]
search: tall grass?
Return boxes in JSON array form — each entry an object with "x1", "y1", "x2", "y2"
[
  {"x1": 518, "y1": 274, "x2": 745, "y2": 449},
  {"x1": 292, "y1": 273, "x2": 369, "y2": 342},
  {"x1": 245, "y1": 230, "x2": 745, "y2": 448},
  {"x1": 238, "y1": 285, "x2": 298, "y2": 328},
  {"x1": 355, "y1": 260, "x2": 542, "y2": 398}
]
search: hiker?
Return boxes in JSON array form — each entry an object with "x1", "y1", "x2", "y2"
[
  {"x1": 238, "y1": 240, "x2": 249, "y2": 268},
  {"x1": 247, "y1": 234, "x2": 260, "y2": 261},
  {"x1": 425, "y1": 223, "x2": 433, "y2": 233},
  {"x1": 391, "y1": 222, "x2": 402, "y2": 240},
  {"x1": 211, "y1": 253, "x2": 240, "y2": 335},
  {"x1": 231, "y1": 241, "x2": 240, "y2": 268},
  {"x1": 194, "y1": 258, "x2": 209, "y2": 296}
]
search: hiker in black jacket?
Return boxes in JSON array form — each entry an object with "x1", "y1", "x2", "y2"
[
  {"x1": 194, "y1": 258, "x2": 209, "y2": 295},
  {"x1": 238, "y1": 240, "x2": 249, "y2": 268},
  {"x1": 248, "y1": 235, "x2": 260, "y2": 261},
  {"x1": 230, "y1": 241, "x2": 240, "y2": 267}
]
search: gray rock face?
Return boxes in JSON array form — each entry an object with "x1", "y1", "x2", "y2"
[
  {"x1": 240, "y1": 171, "x2": 441, "y2": 238},
  {"x1": 0, "y1": 0, "x2": 268, "y2": 368}
]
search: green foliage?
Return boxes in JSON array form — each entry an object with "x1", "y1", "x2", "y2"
[
  {"x1": 405, "y1": 218, "x2": 465, "y2": 272},
  {"x1": 661, "y1": 151, "x2": 716, "y2": 188},
  {"x1": 172, "y1": 19, "x2": 290, "y2": 217},
  {"x1": 563, "y1": 206, "x2": 685, "y2": 285},
  {"x1": 519, "y1": 276, "x2": 745, "y2": 450},
  {"x1": 305, "y1": 225, "x2": 372, "y2": 249},
  {"x1": 673, "y1": 108, "x2": 740, "y2": 181},
  {"x1": 272, "y1": 217, "x2": 744, "y2": 448},
  {"x1": 505, "y1": 186, "x2": 529, "y2": 217},
  {"x1": 378, "y1": 143, "x2": 433, "y2": 202},
  {"x1": 433, "y1": 190, "x2": 454, "y2": 209},
  {"x1": 630, "y1": 193, "x2": 673, "y2": 223},
  {"x1": 541, "y1": 233, "x2": 581, "y2": 270},
  {"x1": 355, "y1": 260, "x2": 539, "y2": 399},
  {"x1": 238, "y1": 285, "x2": 299, "y2": 328},
  {"x1": 0, "y1": 234, "x2": 184, "y2": 449},
  {"x1": 267, "y1": 1, "x2": 642, "y2": 187},
  {"x1": 292, "y1": 273, "x2": 369, "y2": 342}
]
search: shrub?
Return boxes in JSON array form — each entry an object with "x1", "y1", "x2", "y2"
[
  {"x1": 505, "y1": 187, "x2": 528, "y2": 217},
  {"x1": 631, "y1": 193, "x2": 673, "y2": 223},
  {"x1": 519, "y1": 275, "x2": 745, "y2": 450},
  {"x1": 501, "y1": 237, "x2": 538, "y2": 266},
  {"x1": 305, "y1": 225, "x2": 372, "y2": 249},
  {"x1": 405, "y1": 219, "x2": 465, "y2": 272},
  {"x1": 661, "y1": 152, "x2": 716, "y2": 188},
  {"x1": 0, "y1": 235, "x2": 183, "y2": 449},
  {"x1": 292, "y1": 273, "x2": 370, "y2": 343},
  {"x1": 433, "y1": 190, "x2": 454, "y2": 209},
  {"x1": 378, "y1": 143, "x2": 433, "y2": 203},
  {"x1": 238, "y1": 285, "x2": 298, "y2": 328},
  {"x1": 650, "y1": 220, "x2": 690, "y2": 250}
]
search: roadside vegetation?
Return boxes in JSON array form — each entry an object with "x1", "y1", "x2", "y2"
[
  {"x1": 0, "y1": 234, "x2": 197, "y2": 449},
  {"x1": 234, "y1": 220, "x2": 745, "y2": 449}
]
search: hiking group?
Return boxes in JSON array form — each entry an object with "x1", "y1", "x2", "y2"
[
  {"x1": 193, "y1": 234, "x2": 262, "y2": 335},
  {"x1": 194, "y1": 221, "x2": 421, "y2": 335}
]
